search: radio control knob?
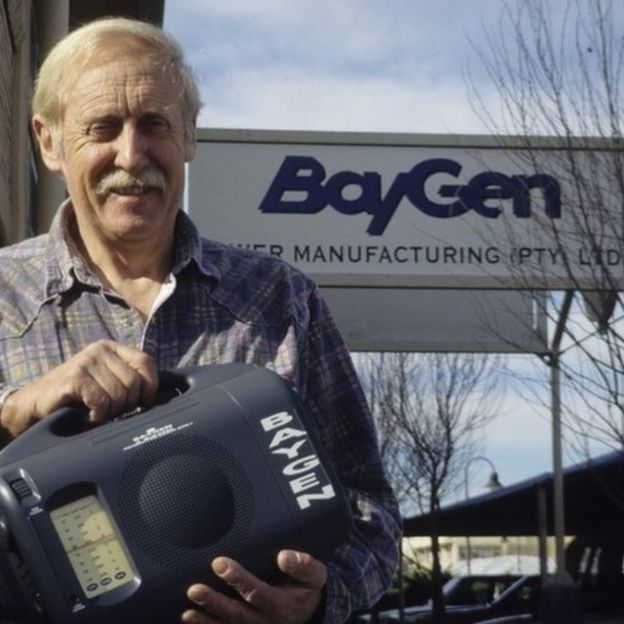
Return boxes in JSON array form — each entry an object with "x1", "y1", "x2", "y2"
[{"x1": 9, "y1": 478, "x2": 33, "y2": 500}]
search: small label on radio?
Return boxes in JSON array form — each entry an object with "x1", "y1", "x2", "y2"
[{"x1": 122, "y1": 421, "x2": 194, "y2": 451}]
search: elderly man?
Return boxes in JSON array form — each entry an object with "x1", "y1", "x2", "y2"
[{"x1": 0, "y1": 17, "x2": 401, "y2": 624}]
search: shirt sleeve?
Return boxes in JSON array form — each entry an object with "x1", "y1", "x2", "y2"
[{"x1": 297, "y1": 285, "x2": 402, "y2": 624}]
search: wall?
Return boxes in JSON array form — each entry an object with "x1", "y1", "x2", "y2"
[{"x1": 0, "y1": 0, "x2": 31, "y2": 244}]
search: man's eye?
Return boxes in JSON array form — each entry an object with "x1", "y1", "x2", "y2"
[
  {"x1": 141, "y1": 116, "x2": 171, "y2": 134},
  {"x1": 88, "y1": 120, "x2": 121, "y2": 139}
]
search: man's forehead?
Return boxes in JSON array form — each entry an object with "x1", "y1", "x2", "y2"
[
  {"x1": 66, "y1": 38, "x2": 179, "y2": 92},
  {"x1": 86, "y1": 38, "x2": 172, "y2": 70},
  {"x1": 75, "y1": 54, "x2": 177, "y2": 87},
  {"x1": 66, "y1": 56, "x2": 183, "y2": 115}
]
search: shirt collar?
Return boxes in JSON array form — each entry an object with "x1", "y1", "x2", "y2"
[
  {"x1": 171, "y1": 210, "x2": 221, "y2": 283},
  {"x1": 44, "y1": 201, "x2": 219, "y2": 296},
  {"x1": 45, "y1": 200, "x2": 97, "y2": 296}
]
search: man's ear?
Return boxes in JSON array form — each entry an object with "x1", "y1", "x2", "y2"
[{"x1": 32, "y1": 115, "x2": 63, "y2": 172}]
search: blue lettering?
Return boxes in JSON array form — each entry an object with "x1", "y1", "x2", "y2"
[
  {"x1": 514, "y1": 174, "x2": 562, "y2": 218},
  {"x1": 258, "y1": 156, "x2": 562, "y2": 235},
  {"x1": 259, "y1": 156, "x2": 326, "y2": 214},
  {"x1": 452, "y1": 171, "x2": 515, "y2": 218},
  {"x1": 405, "y1": 158, "x2": 469, "y2": 218},
  {"x1": 324, "y1": 170, "x2": 381, "y2": 216}
]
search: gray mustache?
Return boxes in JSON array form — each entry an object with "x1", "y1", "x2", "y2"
[{"x1": 96, "y1": 168, "x2": 166, "y2": 195}]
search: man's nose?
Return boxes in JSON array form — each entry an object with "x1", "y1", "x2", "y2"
[{"x1": 114, "y1": 123, "x2": 149, "y2": 172}]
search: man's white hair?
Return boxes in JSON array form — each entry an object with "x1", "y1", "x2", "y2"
[{"x1": 32, "y1": 16, "x2": 202, "y2": 147}]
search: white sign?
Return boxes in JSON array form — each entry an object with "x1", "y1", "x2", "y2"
[
  {"x1": 321, "y1": 287, "x2": 546, "y2": 353},
  {"x1": 188, "y1": 129, "x2": 621, "y2": 290}
]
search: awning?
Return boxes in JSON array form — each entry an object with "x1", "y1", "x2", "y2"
[{"x1": 403, "y1": 450, "x2": 624, "y2": 537}]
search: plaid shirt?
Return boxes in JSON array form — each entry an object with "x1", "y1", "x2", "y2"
[{"x1": 0, "y1": 202, "x2": 401, "y2": 623}]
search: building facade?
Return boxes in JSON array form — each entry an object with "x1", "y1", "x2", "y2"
[{"x1": 403, "y1": 535, "x2": 563, "y2": 576}]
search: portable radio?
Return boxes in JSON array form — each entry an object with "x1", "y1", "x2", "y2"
[{"x1": 0, "y1": 364, "x2": 352, "y2": 623}]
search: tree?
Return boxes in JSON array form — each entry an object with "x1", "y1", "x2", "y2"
[
  {"x1": 467, "y1": 0, "x2": 624, "y2": 460},
  {"x1": 356, "y1": 352, "x2": 502, "y2": 623}
]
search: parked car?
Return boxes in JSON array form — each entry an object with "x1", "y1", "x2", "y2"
[
  {"x1": 355, "y1": 575, "x2": 539, "y2": 624},
  {"x1": 355, "y1": 536, "x2": 624, "y2": 623}
]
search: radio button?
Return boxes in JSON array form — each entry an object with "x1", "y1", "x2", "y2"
[{"x1": 9, "y1": 478, "x2": 33, "y2": 500}]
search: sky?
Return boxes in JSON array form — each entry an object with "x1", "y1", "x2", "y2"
[
  {"x1": 161, "y1": 1, "x2": 615, "y2": 499},
  {"x1": 163, "y1": 0, "x2": 506, "y2": 135}
]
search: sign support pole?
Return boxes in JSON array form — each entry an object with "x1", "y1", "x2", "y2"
[
  {"x1": 539, "y1": 290, "x2": 582, "y2": 624},
  {"x1": 549, "y1": 290, "x2": 573, "y2": 581}
]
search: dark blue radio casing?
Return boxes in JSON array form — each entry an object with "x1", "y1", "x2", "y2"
[{"x1": 0, "y1": 364, "x2": 353, "y2": 624}]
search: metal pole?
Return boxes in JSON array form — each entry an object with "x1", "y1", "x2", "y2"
[
  {"x1": 464, "y1": 472, "x2": 472, "y2": 575},
  {"x1": 398, "y1": 539, "x2": 405, "y2": 624},
  {"x1": 548, "y1": 291, "x2": 573, "y2": 582},
  {"x1": 537, "y1": 485, "x2": 548, "y2": 584},
  {"x1": 550, "y1": 351, "x2": 567, "y2": 581},
  {"x1": 539, "y1": 291, "x2": 581, "y2": 624}
]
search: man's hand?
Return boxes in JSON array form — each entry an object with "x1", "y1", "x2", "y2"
[
  {"x1": 0, "y1": 340, "x2": 158, "y2": 436},
  {"x1": 182, "y1": 550, "x2": 327, "y2": 624}
]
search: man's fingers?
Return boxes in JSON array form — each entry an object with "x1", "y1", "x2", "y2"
[
  {"x1": 74, "y1": 342, "x2": 157, "y2": 420},
  {"x1": 186, "y1": 579, "x2": 263, "y2": 624},
  {"x1": 184, "y1": 553, "x2": 326, "y2": 624},
  {"x1": 0, "y1": 340, "x2": 159, "y2": 437},
  {"x1": 109, "y1": 342, "x2": 159, "y2": 405},
  {"x1": 211, "y1": 557, "x2": 266, "y2": 607},
  {"x1": 184, "y1": 584, "x2": 223, "y2": 622},
  {"x1": 83, "y1": 367, "x2": 129, "y2": 420},
  {"x1": 79, "y1": 379, "x2": 112, "y2": 423},
  {"x1": 181, "y1": 607, "x2": 215, "y2": 624},
  {"x1": 277, "y1": 550, "x2": 327, "y2": 588}
]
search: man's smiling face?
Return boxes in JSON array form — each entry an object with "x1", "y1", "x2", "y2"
[{"x1": 51, "y1": 45, "x2": 195, "y2": 248}]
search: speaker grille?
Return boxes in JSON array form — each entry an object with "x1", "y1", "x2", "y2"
[{"x1": 117, "y1": 433, "x2": 254, "y2": 571}]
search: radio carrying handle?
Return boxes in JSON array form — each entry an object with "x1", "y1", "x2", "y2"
[{"x1": 0, "y1": 364, "x2": 257, "y2": 465}]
